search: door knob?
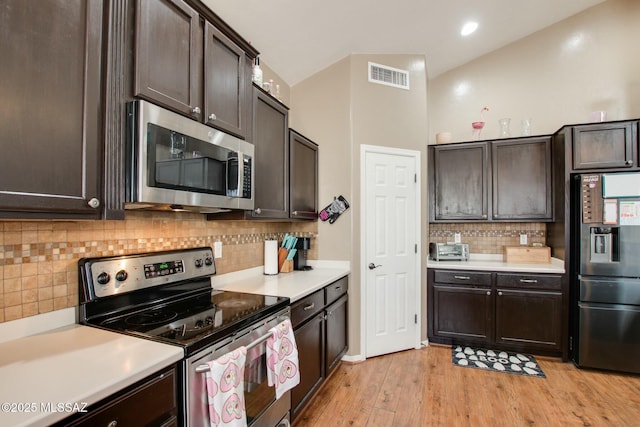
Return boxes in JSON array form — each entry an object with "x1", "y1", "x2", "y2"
[{"x1": 368, "y1": 263, "x2": 381, "y2": 270}]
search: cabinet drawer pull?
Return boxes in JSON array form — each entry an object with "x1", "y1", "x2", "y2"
[
  {"x1": 335, "y1": 286, "x2": 342, "y2": 291},
  {"x1": 519, "y1": 279, "x2": 538, "y2": 284},
  {"x1": 303, "y1": 303, "x2": 315, "y2": 311},
  {"x1": 454, "y1": 275, "x2": 470, "y2": 280}
]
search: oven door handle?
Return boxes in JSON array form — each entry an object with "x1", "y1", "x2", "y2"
[{"x1": 195, "y1": 330, "x2": 274, "y2": 374}]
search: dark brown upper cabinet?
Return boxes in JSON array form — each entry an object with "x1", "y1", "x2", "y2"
[
  {"x1": 134, "y1": 0, "x2": 201, "y2": 119},
  {"x1": 492, "y1": 137, "x2": 552, "y2": 220},
  {"x1": 429, "y1": 136, "x2": 553, "y2": 222},
  {"x1": 429, "y1": 142, "x2": 490, "y2": 221},
  {"x1": 0, "y1": 0, "x2": 104, "y2": 219},
  {"x1": 134, "y1": 0, "x2": 251, "y2": 139},
  {"x1": 203, "y1": 22, "x2": 250, "y2": 139},
  {"x1": 251, "y1": 86, "x2": 290, "y2": 219},
  {"x1": 289, "y1": 130, "x2": 319, "y2": 220},
  {"x1": 570, "y1": 121, "x2": 638, "y2": 170}
]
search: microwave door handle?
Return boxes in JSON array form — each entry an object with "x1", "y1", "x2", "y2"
[{"x1": 236, "y1": 153, "x2": 244, "y2": 196}]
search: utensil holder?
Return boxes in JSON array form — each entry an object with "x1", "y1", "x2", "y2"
[{"x1": 280, "y1": 259, "x2": 294, "y2": 273}]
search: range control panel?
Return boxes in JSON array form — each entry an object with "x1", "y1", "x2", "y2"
[{"x1": 80, "y1": 247, "x2": 215, "y2": 300}]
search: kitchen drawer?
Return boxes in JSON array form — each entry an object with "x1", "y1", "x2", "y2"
[
  {"x1": 60, "y1": 367, "x2": 176, "y2": 426},
  {"x1": 433, "y1": 270, "x2": 492, "y2": 286},
  {"x1": 496, "y1": 273, "x2": 562, "y2": 290},
  {"x1": 325, "y1": 276, "x2": 348, "y2": 305},
  {"x1": 291, "y1": 289, "x2": 324, "y2": 327}
]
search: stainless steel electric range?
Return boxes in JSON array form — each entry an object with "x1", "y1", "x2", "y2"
[{"x1": 78, "y1": 247, "x2": 291, "y2": 427}]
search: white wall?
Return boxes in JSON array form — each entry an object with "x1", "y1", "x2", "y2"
[{"x1": 428, "y1": 0, "x2": 640, "y2": 143}]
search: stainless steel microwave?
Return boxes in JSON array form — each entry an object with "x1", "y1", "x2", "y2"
[{"x1": 125, "y1": 100, "x2": 254, "y2": 213}]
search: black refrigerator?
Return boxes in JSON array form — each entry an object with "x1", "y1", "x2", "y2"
[{"x1": 573, "y1": 172, "x2": 640, "y2": 374}]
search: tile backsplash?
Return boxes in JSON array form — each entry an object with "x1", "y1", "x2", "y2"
[
  {"x1": 428, "y1": 222, "x2": 547, "y2": 254},
  {"x1": 0, "y1": 212, "x2": 317, "y2": 323}
]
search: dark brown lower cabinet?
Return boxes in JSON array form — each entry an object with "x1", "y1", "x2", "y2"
[
  {"x1": 428, "y1": 269, "x2": 566, "y2": 359},
  {"x1": 54, "y1": 366, "x2": 177, "y2": 427},
  {"x1": 325, "y1": 294, "x2": 348, "y2": 374},
  {"x1": 291, "y1": 312, "x2": 325, "y2": 418},
  {"x1": 291, "y1": 276, "x2": 349, "y2": 424},
  {"x1": 432, "y1": 284, "x2": 493, "y2": 345}
]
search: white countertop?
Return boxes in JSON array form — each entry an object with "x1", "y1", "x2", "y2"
[
  {"x1": 0, "y1": 323, "x2": 183, "y2": 427},
  {"x1": 212, "y1": 260, "x2": 351, "y2": 302},
  {"x1": 427, "y1": 254, "x2": 565, "y2": 273}
]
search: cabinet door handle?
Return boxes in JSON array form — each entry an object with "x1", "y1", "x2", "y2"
[
  {"x1": 208, "y1": 113, "x2": 217, "y2": 121},
  {"x1": 519, "y1": 279, "x2": 538, "y2": 284},
  {"x1": 192, "y1": 106, "x2": 201, "y2": 115},
  {"x1": 292, "y1": 211, "x2": 298, "y2": 216},
  {"x1": 88, "y1": 198, "x2": 100, "y2": 209},
  {"x1": 454, "y1": 275, "x2": 470, "y2": 280},
  {"x1": 498, "y1": 291, "x2": 503, "y2": 296},
  {"x1": 486, "y1": 291, "x2": 491, "y2": 296},
  {"x1": 254, "y1": 208, "x2": 262, "y2": 215},
  {"x1": 626, "y1": 159, "x2": 633, "y2": 166},
  {"x1": 303, "y1": 303, "x2": 315, "y2": 311}
]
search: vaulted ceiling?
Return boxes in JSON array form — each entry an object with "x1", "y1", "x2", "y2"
[{"x1": 204, "y1": 0, "x2": 606, "y2": 86}]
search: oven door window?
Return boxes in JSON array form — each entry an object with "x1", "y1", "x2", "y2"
[
  {"x1": 245, "y1": 341, "x2": 276, "y2": 424},
  {"x1": 146, "y1": 123, "x2": 237, "y2": 196}
]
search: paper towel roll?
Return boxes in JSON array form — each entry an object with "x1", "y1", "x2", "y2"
[{"x1": 264, "y1": 240, "x2": 279, "y2": 275}]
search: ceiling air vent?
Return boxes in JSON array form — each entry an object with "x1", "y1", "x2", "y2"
[{"x1": 368, "y1": 62, "x2": 410, "y2": 90}]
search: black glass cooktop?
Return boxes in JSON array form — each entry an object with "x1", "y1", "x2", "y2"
[{"x1": 95, "y1": 288, "x2": 289, "y2": 355}]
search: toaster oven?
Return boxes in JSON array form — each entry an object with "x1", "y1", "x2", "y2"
[{"x1": 429, "y1": 243, "x2": 470, "y2": 261}]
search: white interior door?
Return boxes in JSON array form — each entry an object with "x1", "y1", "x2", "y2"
[{"x1": 362, "y1": 145, "x2": 420, "y2": 358}]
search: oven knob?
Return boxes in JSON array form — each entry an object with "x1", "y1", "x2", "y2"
[
  {"x1": 195, "y1": 258, "x2": 204, "y2": 268},
  {"x1": 205, "y1": 256, "x2": 213, "y2": 266},
  {"x1": 97, "y1": 272, "x2": 110, "y2": 285},
  {"x1": 115, "y1": 270, "x2": 128, "y2": 282},
  {"x1": 195, "y1": 320, "x2": 204, "y2": 328},
  {"x1": 205, "y1": 316, "x2": 214, "y2": 325}
]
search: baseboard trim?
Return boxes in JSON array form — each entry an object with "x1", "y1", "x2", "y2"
[{"x1": 342, "y1": 353, "x2": 366, "y2": 364}]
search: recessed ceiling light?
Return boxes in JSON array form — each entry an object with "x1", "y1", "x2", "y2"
[{"x1": 461, "y1": 21, "x2": 478, "y2": 36}]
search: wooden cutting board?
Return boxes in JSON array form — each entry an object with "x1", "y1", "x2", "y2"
[{"x1": 504, "y1": 246, "x2": 550, "y2": 263}]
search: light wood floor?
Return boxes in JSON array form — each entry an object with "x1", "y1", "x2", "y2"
[{"x1": 296, "y1": 345, "x2": 640, "y2": 427}]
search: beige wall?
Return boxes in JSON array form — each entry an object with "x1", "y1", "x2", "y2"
[
  {"x1": 428, "y1": 0, "x2": 640, "y2": 143},
  {"x1": 291, "y1": 54, "x2": 429, "y2": 356}
]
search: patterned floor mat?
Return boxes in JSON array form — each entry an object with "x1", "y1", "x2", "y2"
[{"x1": 452, "y1": 346, "x2": 546, "y2": 378}]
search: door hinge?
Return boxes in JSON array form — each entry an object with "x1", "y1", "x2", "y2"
[{"x1": 415, "y1": 314, "x2": 418, "y2": 324}]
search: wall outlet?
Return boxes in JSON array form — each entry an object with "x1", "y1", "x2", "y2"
[
  {"x1": 454, "y1": 233, "x2": 461, "y2": 243},
  {"x1": 214, "y1": 241, "x2": 222, "y2": 258},
  {"x1": 520, "y1": 234, "x2": 528, "y2": 245}
]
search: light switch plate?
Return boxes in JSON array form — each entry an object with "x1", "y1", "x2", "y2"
[
  {"x1": 454, "y1": 233, "x2": 461, "y2": 243},
  {"x1": 520, "y1": 234, "x2": 528, "y2": 245},
  {"x1": 214, "y1": 241, "x2": 222, "y2": 258}
]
